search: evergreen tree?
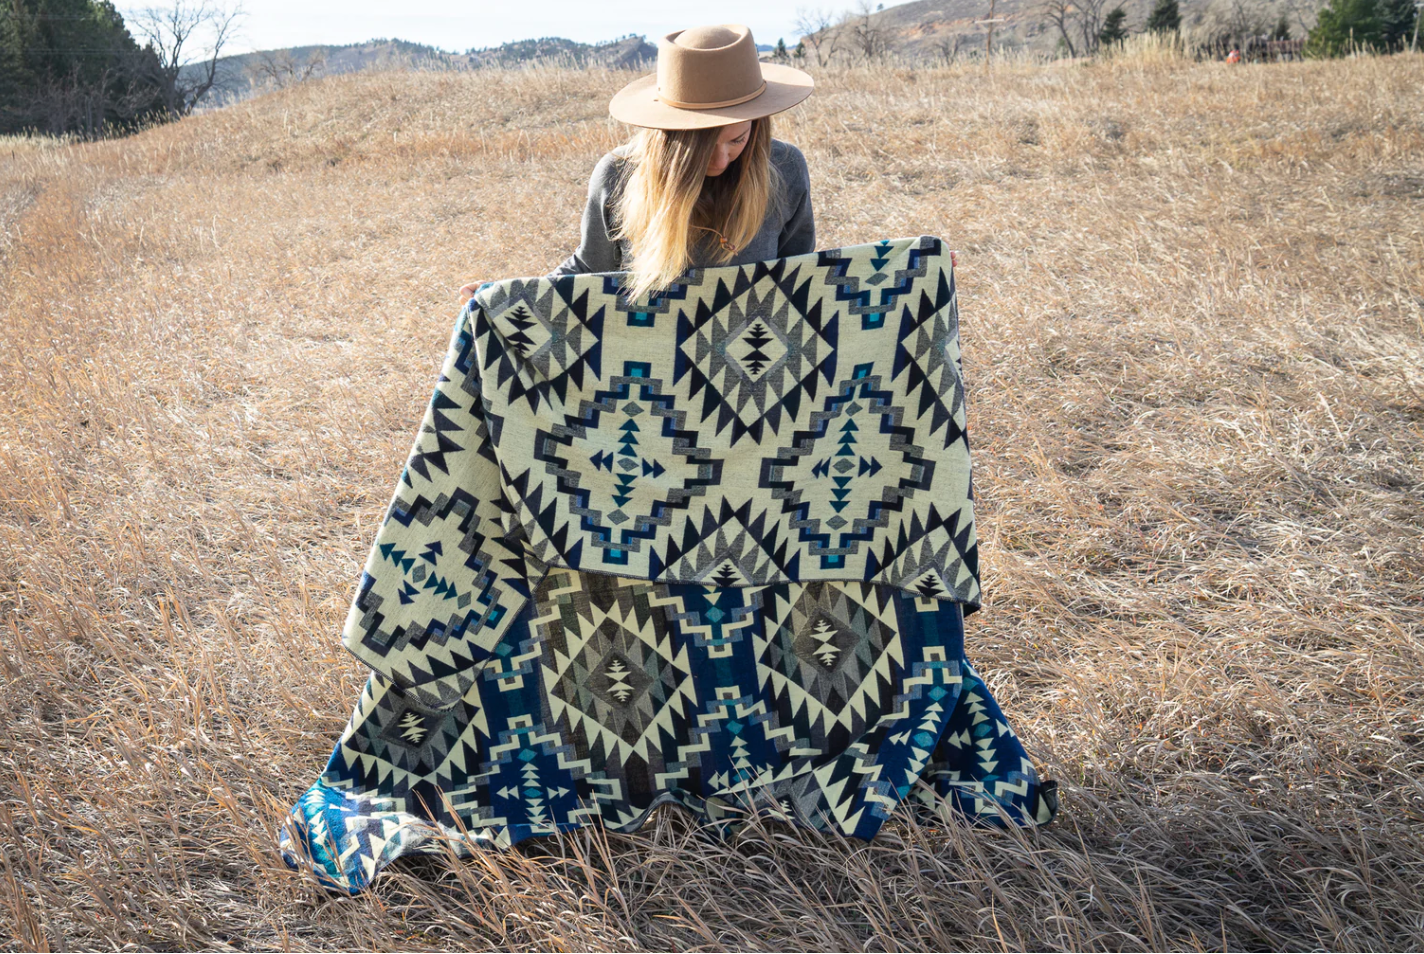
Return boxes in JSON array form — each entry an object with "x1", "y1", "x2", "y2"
[
  {"x1": 1145, "y1": 0, "x2": 1182, "y2": 33},
  {"x1": 0, "y1": 0, "x2": 165, "y2": 136},
  {"x1": 1099, "y1": 5, "x2": 1130, "y2": 45},
  {"x1": 1272, "y1": 14, "x2": 1292, "y2": 38},
  {"x1": 773, "y1": 37, "x2": 789, "y2": 63},
  {"x1": 0, "y1": 9, "x2": 33, "y2": 112},
  {"x1": 1306, "y1": 0, "x2": 1396, "y2": 54},
  {"x1": 1379, "y1": 0, "x2": 1420, "y2": 48}
]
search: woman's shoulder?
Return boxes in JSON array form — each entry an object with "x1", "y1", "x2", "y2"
[
  {"x1": 588, "y1": 146, "x2": 634, "y2": 194},
  {"x1": 769, "y1": 138, "x2": 810, "y2": 188},
  {"x1": 770, "y1": 137, "x2": 804, "y2": 161}
]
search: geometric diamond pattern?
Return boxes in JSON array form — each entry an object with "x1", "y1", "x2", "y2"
[
  {"x1": 761, "y1": 581, "x2": 899, "y2": 742},
  {"x1": 537, "y1": 571, "x2": 695, "y2": 778}
]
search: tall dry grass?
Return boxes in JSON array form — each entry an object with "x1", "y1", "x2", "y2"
[{"x1": 1, "y1": 51, "x2": 1421, "y2": 951}]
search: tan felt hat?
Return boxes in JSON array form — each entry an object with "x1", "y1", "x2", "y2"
[{"x1": 609, "y1": 24, "x2": 814, "y2": 130}]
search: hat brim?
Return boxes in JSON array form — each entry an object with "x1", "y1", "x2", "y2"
[{"x1": 609, "y1": 63, "x2": 814, "y2": 130}]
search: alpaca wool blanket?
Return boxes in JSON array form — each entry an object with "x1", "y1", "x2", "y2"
[{"x1": 280, "y1": 236, "x2": 1058, "y2": 894}]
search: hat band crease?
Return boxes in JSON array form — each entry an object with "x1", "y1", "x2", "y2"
[{"x1": 654, "y1": 81, "x2": 767, "y2": 110}]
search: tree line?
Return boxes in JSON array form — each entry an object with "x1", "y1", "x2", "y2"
[
  {"x1": 1, "y1": 0, "x2": 239, "y2": 137},
  {"x1": 1053, "y1": 0, "x2": 1418, "y2": 58},
  {"x1": 781, "y1": 0, "x2": 1419, "y2": 64}
]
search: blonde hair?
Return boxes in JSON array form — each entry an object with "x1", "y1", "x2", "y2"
[{"x1": 611, "y1": 116, "x2": 780, "y2": 302}]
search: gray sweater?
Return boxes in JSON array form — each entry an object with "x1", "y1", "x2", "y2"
[{"x1": 549, "y1": 138, "x2": 815, "y2": 277}]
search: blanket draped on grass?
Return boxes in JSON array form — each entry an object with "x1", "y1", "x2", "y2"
[{"x1": 280, "y1": 236, "x2": 1058, "y2": 894}]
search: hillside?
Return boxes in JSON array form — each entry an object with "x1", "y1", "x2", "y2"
[{"x1": 2, "y1": 53, "x2": 1422, "y2": 950}]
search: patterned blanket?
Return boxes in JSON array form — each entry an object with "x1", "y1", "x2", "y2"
[{"x1": 280, "y1": 236, "x2": 1058, "y2": 894}]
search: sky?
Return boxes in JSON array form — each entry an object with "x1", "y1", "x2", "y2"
[{"x1": 120, "y1": 1, "x2": 872, "y2": 58}]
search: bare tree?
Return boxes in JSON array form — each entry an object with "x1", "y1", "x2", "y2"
[
  {"x1": 793, "y1": 6, "x2": 839, "y2": 66},
  {"x1": 131, "y1": 1, "x2": 244, "y2": 116},
  {"x1": 815, "y1": 10, "x2": 855, "y2": 65},
  {"x1": 934, "y1": 31, "x2": 966, "y2": 63},
  {"x1": 1279, "y1": 0, "x2": 1317, "y2": 37},
  {"x1": 1196, "y1": 0, "x2": 1275, "y2": 53},
  {"x1": 849, "y1": 0, "x2": 891, "y2": 62},
  {"x1": 829, "y1": 13, "x2": 857, "y2": 63},
  {"x1": 251, "y1": 48, "x2": 325, "y2": 90},
  {"x1": 1222, "y1": 0, "x2": 1271, "y2": 43},
  {"x1": 1038, "y1": 0, "x2": 1079, "y2": 55},
  {"x1": 1035, "y1": 0, "x2": 1111, "y2": 56},
  {"x1": 1075, "y1": 0, "x2": 1111, "y2": 53}
]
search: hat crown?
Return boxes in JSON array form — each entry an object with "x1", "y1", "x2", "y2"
[
  {"x1": 656, "y1": 23, "x2": 765, "y2": 109},
  {"x1": 673, "y1": 25, "x2": 740, "y2": 49}
]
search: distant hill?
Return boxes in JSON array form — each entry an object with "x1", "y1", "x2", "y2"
[
  {"x1": 188, "y1": 35, "x2": 657, "y2": 105},
  {"x1": 463, "y1": 34, "x2": 657, "y2": 69}
]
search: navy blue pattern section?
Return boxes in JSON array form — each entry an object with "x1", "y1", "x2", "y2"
[{"x1": 281, "y1": 577, "x2": 1056, "y2": 894}]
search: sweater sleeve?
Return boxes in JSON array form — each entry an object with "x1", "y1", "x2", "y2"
[
  {"x1": 548, "y1": 152, "x2": 625, "y2": 277},
  {"x1": 776, "y1": 143, "x2": 816, "y2": 257}
]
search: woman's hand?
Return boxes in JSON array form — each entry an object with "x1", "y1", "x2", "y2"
[{"x1": 459, "y1": 281, "x2": 483, "y2": 305}]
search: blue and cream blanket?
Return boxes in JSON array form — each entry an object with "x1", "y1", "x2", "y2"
[{"x1": 280, "y1": 236, "x2": 1058, "y2": 893}]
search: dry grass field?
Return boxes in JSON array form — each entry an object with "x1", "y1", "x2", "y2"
[{"x1": 1, "y1": 50, "x2": 1422, "y2": 951}]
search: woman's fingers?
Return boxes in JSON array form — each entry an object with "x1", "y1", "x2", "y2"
[{"x1": 459, "y1": 282, "x2": 481, "y2": 304}]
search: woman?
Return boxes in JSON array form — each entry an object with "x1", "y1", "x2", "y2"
[{"x1": 462, "y1": 23, "x2": 816, "y2": 304}]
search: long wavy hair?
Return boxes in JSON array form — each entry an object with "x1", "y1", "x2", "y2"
[{"x1": 611, "y1": 116, "x2": 780, "y2": 302}]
